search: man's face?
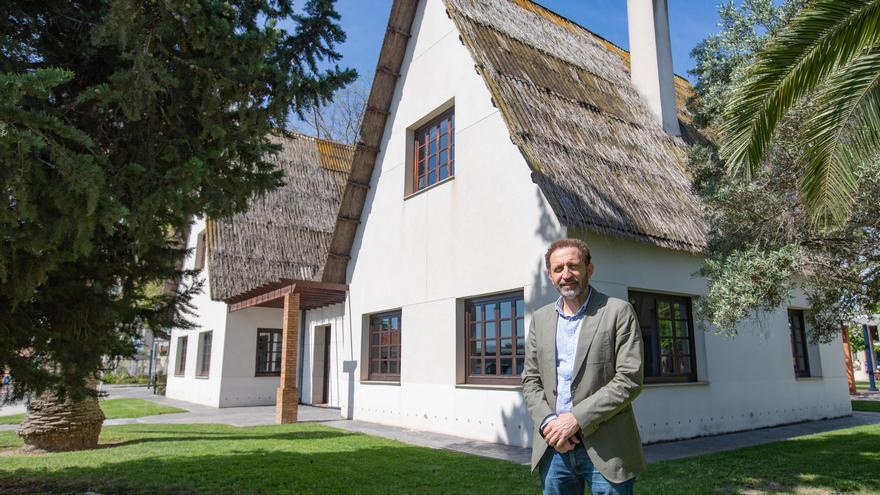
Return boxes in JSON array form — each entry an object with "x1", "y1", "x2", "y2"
[{"x1": 548, "y1": 246, "x2": 593, "y2": 300}]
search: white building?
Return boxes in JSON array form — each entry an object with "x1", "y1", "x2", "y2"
[{"x1": 167, "y1": 0, "x2": 851, "y2": 446}]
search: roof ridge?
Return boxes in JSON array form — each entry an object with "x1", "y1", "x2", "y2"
[
  {"x1": 509, "y1": 0, "x2": 692, "y2": 84},
  {"x1": 275, "y1": 128, "x2": 357, "y2": 150}
]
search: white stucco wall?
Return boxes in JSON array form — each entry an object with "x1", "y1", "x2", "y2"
[
  {"x1": 340, "y1": 0, "x2": 564, "y2": 447},
  {"x1": 166, "y1": 218, "x2": 287, "y2": 408},
  {"x1": 166, "y1": 217, "x2": 228, "y2": 407},
  {"x1": 579, "y1": 232, "x2": 851, "y2": 442},
  {"x1": 302, "y1": 304, "x2": 346, "y2": 408},
  {"x1": 330, "y1": 0, "x2": 852, "y2": 447}
]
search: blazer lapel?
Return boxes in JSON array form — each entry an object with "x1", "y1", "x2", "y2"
[
  {"x1": 571, "y1": 290, "x2": 606, "y2": 377},
  {"x1": 540, "y1": 307, "x2": 557, "y2": 396}
]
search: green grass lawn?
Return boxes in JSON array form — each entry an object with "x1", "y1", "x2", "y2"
[
  {"x1": 0, "y1": 398, "x2": 185, "y2": 425},
  {"x1": 0, "y1": 422, "x2": 877, "y2": 494},
  {"x1": 853, "y1": 400, "x2": 880, "y2": 413}
]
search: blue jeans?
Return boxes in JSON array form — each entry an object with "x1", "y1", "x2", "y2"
[{"x1": 539, "y1": 444, "x2": 634, "y2": 495}]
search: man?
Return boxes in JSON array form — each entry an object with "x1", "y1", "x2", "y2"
[{"x1": 522, "y1": 238, "x2": 646, "y2": 495}]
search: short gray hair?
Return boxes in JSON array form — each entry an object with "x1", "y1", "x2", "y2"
[{"x1": 544, "y1": 238, "x2": 592, "y2": 271}]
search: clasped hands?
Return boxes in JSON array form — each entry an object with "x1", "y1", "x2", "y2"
[{"x1": 542, "y1": 412, "x2": 580, "y2": 453}]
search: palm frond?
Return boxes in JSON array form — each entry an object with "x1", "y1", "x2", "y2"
[
  {"x1": 720, "y1": 0, "x2": 880, "y2": 180},
  {"x1": 799, "y1": 49, "x2": 880, "y2": 225}
]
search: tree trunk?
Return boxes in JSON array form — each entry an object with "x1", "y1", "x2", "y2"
[{"x1": 18, "y1": 385, "x2": 105, "y2": 452}]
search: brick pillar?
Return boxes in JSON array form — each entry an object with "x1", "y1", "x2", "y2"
[
  {"x1": 276, "y1": 291, "x2": 300, "y2": 424},
  {"x1": 842, "y1": 324, "x2": 857, "y2": 395}
]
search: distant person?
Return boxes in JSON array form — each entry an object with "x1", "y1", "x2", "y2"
[{"x1": 522, "y1": 239, "x2": 646, "y2": 495}]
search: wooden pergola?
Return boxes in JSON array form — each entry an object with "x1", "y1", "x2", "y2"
[{"x1": 225, "y1": 279, "x2": 347, "y2": 423}]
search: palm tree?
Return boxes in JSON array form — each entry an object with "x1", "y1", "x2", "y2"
[
  {"x1": 719, "y1": 0, "x2": 880, "y2": 225},
  {"x1": 18, "y1": 380, "x2": 105, "y2": 452}
]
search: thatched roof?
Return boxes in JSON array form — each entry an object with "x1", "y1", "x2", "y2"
[
  {"x1": 323, "y1": 0, "x2": 707, "y2": 283},
  {"x1": 447, "y1": 0, "x2": 707, "y2": 252},
  {"x1": 207, "y1": 132, "x2": 353, "y2": 301}
]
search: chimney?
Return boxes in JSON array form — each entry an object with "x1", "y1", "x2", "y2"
[{"x1": 626, "y1": 0, "x2": 680, "y2": 135}]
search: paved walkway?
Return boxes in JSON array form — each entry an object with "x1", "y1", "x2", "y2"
[{"x1": 3, "y1": 385, "x2": 879, "y2": 466}]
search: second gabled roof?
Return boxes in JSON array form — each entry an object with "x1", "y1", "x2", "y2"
[{"x1": 208, "y1": 132, "x2": 354, "y2": 301}]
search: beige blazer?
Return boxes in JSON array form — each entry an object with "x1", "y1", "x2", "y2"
[{"x1": 521, "y1": 289, "x2": 647, "y2": 483}]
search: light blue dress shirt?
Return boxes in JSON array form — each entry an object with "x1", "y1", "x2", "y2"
[{"x1": 541, "y1": 287, "x2": 592, "y2": 432}]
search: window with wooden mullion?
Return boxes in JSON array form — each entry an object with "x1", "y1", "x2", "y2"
[
  {"x1": 788, "y1": 309, "x2": 810, "y2": 378},
  {"x1": 466, "y1": 291, "x2": 525, "y2": 384},
  {"x1": 413, "y1": 110, "x2": 454, "y2": 192},
  {"x1": 629, "y1": 291, "x2": 697, "y2": 383},
  {"x1": 369, "y1": 311, "x2": 401, "y2": 381}
]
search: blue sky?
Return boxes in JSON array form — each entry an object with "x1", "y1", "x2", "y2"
[{"x1": 327, "y1": 0, "x2": 722, "y2": 86}]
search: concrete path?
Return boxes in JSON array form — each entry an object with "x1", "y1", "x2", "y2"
[{"x1": 4, "y1": 385, "x2": 879, "y2": 466}]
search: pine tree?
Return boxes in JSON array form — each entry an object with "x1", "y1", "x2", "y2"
[{"x1": 1, "y1": 0, "x2": 356, "y2": 449}]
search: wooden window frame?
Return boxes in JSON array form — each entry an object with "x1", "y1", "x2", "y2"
[
  {"x1": 255, "y1": 328, "x2": 283, "y2": 377},
  {"x1": 196, "y1": 331, "x2": 212, "y2": 378},
  {"x1": 368, "y1": 311, "x2": 402, "y2": 382},
  {"x1": 464, "y1": 291, "x2": 526, "y2": 385},
  {"x1": 194, "y1": 230, "x2": 207, "y2": 271},
  {"x1": 629, "y1": 291, "x2": 698, "y2": 383},
  {"x1": 788, "y1": 309, "x2": 811, "y2": 378},
  {"x1": 412, "y1": 109, "x2": 455, "y2": 193},
  {"x1": 174, "y1": 336, "x2": 188, "y2": 377}
]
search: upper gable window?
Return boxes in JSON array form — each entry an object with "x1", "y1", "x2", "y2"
[{"x1": 412, "y1": 109, "x2": 454, "y2": 192}]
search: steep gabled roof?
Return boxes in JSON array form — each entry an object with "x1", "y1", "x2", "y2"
[
  {"x1": 208, "y1": 132, "x2": 354, "y2": 301},
  {"x1": 447, "y1": 0, "x2": 707, "y2": 252},
  {"x1": 323, "y1": 0, "x2": 707, "y2": 283}
]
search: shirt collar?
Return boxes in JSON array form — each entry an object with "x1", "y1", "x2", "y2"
[{"x1": 554, "y1": 286, "x2": 592, "y2": 321}]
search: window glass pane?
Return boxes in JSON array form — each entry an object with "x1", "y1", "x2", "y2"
[
  {"x1": 428, "y1": 155, "x2": 436, "y2": 171},
  {"x1": 676, "y1": 320, "x2": 690, "y2": 337},
  {"x1": 681, "y1": 355, "x2": 692, "y2": 373},
  {"x1": 429, "y1": 140, "x2": 436, "y2": 155},
  {"x1": 516, "y1": 319, "x2": 525, "y2": 337},
  {"x1": 371, "y1": 360, "x2": 380, "y2": 373},
  {"x1": 390, "y1": 347, "x2": 398, "y2": 360},
  {"x1": 471, "y1": 359, "x2": 482, "y2": 375},
  {"x1": 476, "y1": 306, "x2": 483, "y2": 321},
  {"x1": 659, "y1": 320, "x2": 673, "y2": 338},
  {"x1": 501, "y1": 320, "x2": 512, "y2": 338},
  {"x1": 472, "y1": 323, "x2": 481, "y2": 339},
  {"x1": 439, "y1": 149, "x2": 448, "y2": 166},
  {"x1": 500, "y1": 359, "x2": 513, "y2": 375},
  {"x1": 371, "y1": 333, "x2": 379, "y2": 345},
  {"x1": 516, "y1": 338, "x2": 525, "y2": 354},
  {"x1": 471, "y1": 340, "x2": 482, "y2": 355},
  {"x1": 485, "y1": 322, "x2": 496, "y2": 340},
  {"x1": 418, "y1": 176, "x2": 425, "y2": 189},
  {"x1": 440, "y1": 119, "x2": 448, "y2": 133},
  {"x1": 440, "y1": 134, "x2": 448, "y2": 149},
  {"x1": 429, "y1": 126, "x2": 437, "y2": 140},
  {"x1": 389, "y1": 361, "x2": 398, "y2": 374},
  {"x1": 500, "y1": 301, "x2": 512, "y2": 318},
  {"x1": 516, "y1": 299, "x2": 524, "y2": 316},
  {"x1": 500, "y1": 339, "x2": 513, "y2": 355},
  {"x1": 484, "y1": 360, "x2": 496, "y2": 375},
  {"x1": 380, "y1": 347, "x2": 388, "y2": 359},
  {"x1": 439, "y1": 166, "x2": 448, "y2": 181},
  {"x1": 427, "y1": 171, "x2": 436, "y2": 184},
  {"x1": 658, "y1": 301, "x2": 671, "y2": 319},
  {"x1": 485, "y1": 303, "x2": 496, "y2": 321},
  {"x1": 391, "y1": 332, "x2": 400, "y2": 345},
  {"x1": 486, "y1": 338, "x2": 497, "y2": 354},
  {"x1": 516, "y1": 361, "x2": 524, "y2": 375},
  {"x1": 380, "y1": 361, "x2": 388, "y2": 373}
]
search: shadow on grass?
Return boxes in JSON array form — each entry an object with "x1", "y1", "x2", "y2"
[
  {"x1": 639, "y1": 429, "x2": 880, "y2": 494},
  {"x1": 0, "y1": 443, "x2": 537, "y2": 495},
  {"x1": 1, "y1": 425, "x2": 878, "y2": 494}
]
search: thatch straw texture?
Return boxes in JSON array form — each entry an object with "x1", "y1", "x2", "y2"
[
  {"x1": 208, "y1": 133, "x2": 353, "y2": 301},
  {"x1": 446, "y1": 0, "x2": 707, "y2": 252}
]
